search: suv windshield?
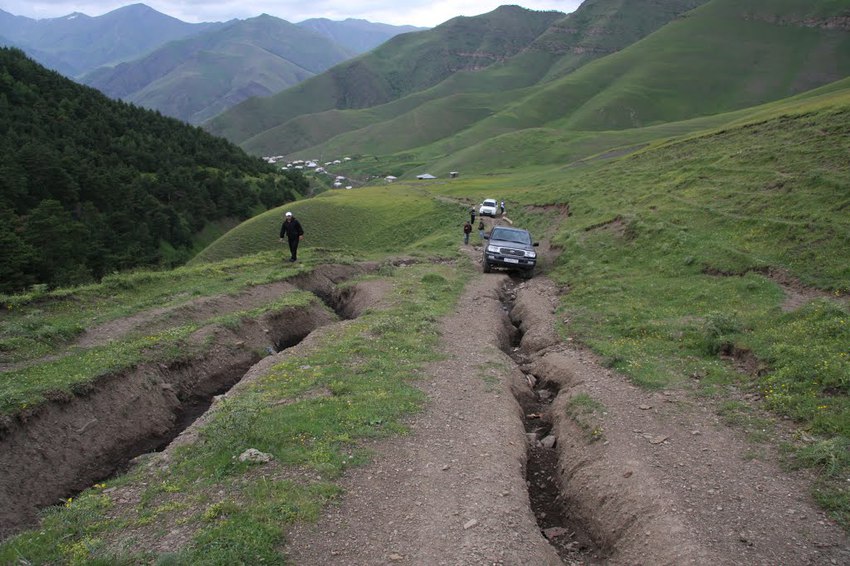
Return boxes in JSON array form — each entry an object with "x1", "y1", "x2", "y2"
[{"x1": 490, "y1": 228, "x2": 531, "y2": 245}]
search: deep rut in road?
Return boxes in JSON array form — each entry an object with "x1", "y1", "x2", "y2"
[{"x1": 499, "y1": 280, "x2": 603, "y2": 564}]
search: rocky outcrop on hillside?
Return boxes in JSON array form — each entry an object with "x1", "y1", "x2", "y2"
[
  {"x1": 527, "y1": 0, "x2": 711, "y2": 62},
  {"x1": 743, "y1": 12, "x2": 850, "y2": 31}
]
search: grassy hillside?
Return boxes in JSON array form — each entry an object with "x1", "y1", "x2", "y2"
[
  {"x1": 204, "y1": 6, "x2": 564, "y2": 145},
  {"x1": 531, "y1": 0, "x2": 711, "y2": 81},
  {"x1": 226, "y1": 0, "x2": 850, "y2": 179},
  {"x1": 423, "y1": 0, "x2": 850, "y2": 149},
  {"x1": 204, "y1": 87, "x2": 850, "y2": 451},
  {"x1": 545, "y1": 95, "x2": 850, "y2": 524},
  {"x1": 230, "y1": 0, "x2": 708, "y2": 157},
  {"x1": 0, "y1": 185, "x2": 466, "y2": 406},
  {"x1": 191, "y1": 183, "x2": 463, "y2": 265},
  {"x1": 340, "y1": 75, "x2": 850, "y2": 178}
]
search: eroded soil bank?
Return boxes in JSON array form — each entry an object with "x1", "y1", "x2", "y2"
[
  {"x1": 513, "y1": 278, "x2": 849, "y2": 565},
  {"x1": 0, "y1": 263, "x2": 379, "y2": 538},
  {"x1": 285, "y1": 270, "x2": 848, "y2": 565}
]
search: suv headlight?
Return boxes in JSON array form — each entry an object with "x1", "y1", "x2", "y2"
[
  {"x1": 486, "y1": 245, "x2": 499, "y2": 253},
  {"x1": 526, "y1": 251, "x2": 536, "y2": 258}
]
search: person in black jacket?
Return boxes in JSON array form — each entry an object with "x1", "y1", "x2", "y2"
[
  {"x1": 279, "y1": 211, "x2": 304, "y2": 262},
  {"x1": 463, "y1": 221, "x2": 472, "y2": 245}
]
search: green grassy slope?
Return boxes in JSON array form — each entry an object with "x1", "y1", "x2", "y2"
[
  {"x1": 204, "y1": 6, "x2": 565, "y2": 144},
  {"x1": 534, "y1": 0, "x2": 711, "y2": 81},
  {"x1": 236, "y1": 0, "x2": 710, "y2": 157},
  {"x1": 198, "y1": 92, "x2": 850, "y2": 479},
  {"x1": 2, "y1": 77, "x2": 849, "y2": 563},
  {"x1": 557, "y1": 0, "x2": 850, "y2": 129},
  {"x1": 191, "y1": 183, "x2": 464, "y2": 265},
  {"x1": 407, "y1": 75, "x2": 850, "y2": 175},
  {"x1": 542, "y1": 95, "x2": 850, "y2": 525},
  {"x1": 256, "y1": 0, "x2": 849, "y2": 176},
  {"x1": 411, "y1": 0, "x2": 850, "y2": 149},
  {"x1": 200, "y1": 85, "x2": 850, "y2": 283}
]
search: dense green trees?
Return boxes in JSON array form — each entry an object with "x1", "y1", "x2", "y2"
[{"x1": 0, "y1": 48, "x2": 307, "y2": 293}]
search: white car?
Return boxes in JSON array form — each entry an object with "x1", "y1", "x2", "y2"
[{"x1": 479, "y1": 199, "x2": 498, "y2": 217}]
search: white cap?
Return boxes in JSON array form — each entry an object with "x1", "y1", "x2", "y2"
[{"x1": 285, "y1": 211, "x2": 292, "y2": 217}]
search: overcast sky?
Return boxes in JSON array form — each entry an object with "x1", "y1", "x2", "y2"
[{"x1": 3, "y1": 1, "x2": 581, "y2": 27}]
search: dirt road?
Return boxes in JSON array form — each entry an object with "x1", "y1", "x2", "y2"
[{"x1": 283, "y1": 255, "x2": 849, "y2": 565}]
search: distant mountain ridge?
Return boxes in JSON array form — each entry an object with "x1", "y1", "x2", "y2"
[
  {"x1": 1, "y1": 3, "x2": 427, "y2": 124},
  {"x1": 82, "y1": 14, "x2": 357, "y2": 124},
  {"x1": 0, "y1": 3, "x2": 224, "y2": 78},
  {"x1": 298, "y1": 18, "x2": 426, "y2": 54}
]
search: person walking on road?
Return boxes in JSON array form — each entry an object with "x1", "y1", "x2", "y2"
[
  {"x1": 478, "y1": 218, "x2": 486, "y2": 240},
  {"x1": 279, "y1": 211, "x2": 304, "y2": 262},
  {"x1": 463, "y1": 221, "x2": 472, "y2": 245}
]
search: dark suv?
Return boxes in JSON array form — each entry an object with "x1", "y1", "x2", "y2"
[{"x1": 482, "y1": 226, "x2": 538, "y2": 278}]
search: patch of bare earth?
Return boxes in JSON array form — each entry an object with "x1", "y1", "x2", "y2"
[
  {"x1": 283, "y1": 261, "x2": 849, "y2": 565},
  {"x1": 765, "y1": 267, "x2": 849, "y2": 312},
  {"x1": 285, "y1": 270, "x2": 564, "y2": 565}
]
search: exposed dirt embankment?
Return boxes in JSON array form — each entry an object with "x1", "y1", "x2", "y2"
[
  {"x1": 0, "y1": 263, "x2": 380, "y2": 539},
  {"x1": 516, "y1": 276, "x2": 848, "y2": 565},
  {"x1": 0, "y1": 304, "x2": 333, "y2": 537}
]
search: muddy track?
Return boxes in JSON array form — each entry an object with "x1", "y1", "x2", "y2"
[{"x1": 284, "y1": 265, "x2": 848, "y2": 565}]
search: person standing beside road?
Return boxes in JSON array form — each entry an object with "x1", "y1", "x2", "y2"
[
  {"x1": 463, "y1": 221, "x2": 472, "y2": 245},
  {"x1": 279, "y1": 211, "x2": 304, "y2": 262},
  {"x1": 469, "y1": 207, "x2": 476, "y2": 225},
  {"x1": 500, "y1": 200, "x2": 505, "y2": 215}
]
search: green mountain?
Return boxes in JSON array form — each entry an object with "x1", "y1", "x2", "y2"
[
  {"x1": 0, "y1": 47, "x2": 307, "y2": 294},
  {"x1": 82, "y1": 15, "x2": 356, "y2": 125},
  {"x1": 208, "y1": 0, "x2": 850, "y2": 175},
  {"x1": 0, "y1": 4, "x2": 224, "y2": 78},
  {"x1": 204, "y1": 5, "x2": 566, "y2": 144},
  {"x1": 235, "y1": 0, "x2": 713, "y2": 159}
]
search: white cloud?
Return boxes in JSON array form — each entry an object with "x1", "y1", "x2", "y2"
[{"x1": 3, "y1": 1, "x2": 581, "y2": 27}]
